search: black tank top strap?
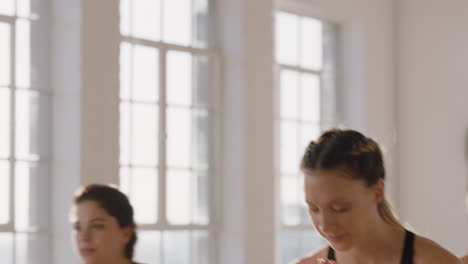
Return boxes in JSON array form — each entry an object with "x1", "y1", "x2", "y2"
[
  {"x1": 326, "y1": 230, "x2": 414, "y2": 263},
  {"x1": 400, "y1": 230, "x2": 415, "y2": 264},
  {"x1": 327, "y1": 246, "x2": 336, "y2": 261}
]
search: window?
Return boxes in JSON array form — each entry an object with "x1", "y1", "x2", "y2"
[
  {"x1": 275, "y1": 11, "x2": 338, "y2": 263},
  {"x1": 0, "y1": 0, "x2": 49, "y2": 263},
  {"x1": 119, "y1": 0, "x2": 218, "y2": 263}
]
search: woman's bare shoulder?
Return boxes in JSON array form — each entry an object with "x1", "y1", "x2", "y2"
[
  {"x1": 413, "y1": 234, "x2": 461, "y2": 264},
  {"x1": 288, "y1": 247, "x2": 328, "y2": 264}
]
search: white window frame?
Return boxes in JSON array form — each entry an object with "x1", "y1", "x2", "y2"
[
  {"x1": 274, "y1": 8, "x2": 339, "y2": 263},
  {"x1": 0, "y1": 2, "x2": 50, "y2": 263},
  {"x1": 118, "y1": 1, "x2": 221, "y2": 262}
]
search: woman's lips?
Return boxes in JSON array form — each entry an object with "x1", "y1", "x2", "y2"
[
  {"x1": 326, "y1": 234, "x2": 347, "y2": 243},
  {"x1": 80, "y1": 248, "x2": 96, "y2": 256}
]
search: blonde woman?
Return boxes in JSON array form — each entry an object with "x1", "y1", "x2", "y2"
[{"x1": 293, "y1": 129, "x2": 461, "y2": 264}]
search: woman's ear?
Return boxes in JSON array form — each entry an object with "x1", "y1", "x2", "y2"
[
  {"x1": 373, "y1": 178, "x2": 385, "y2": 204},
  {"x1": 121, "y1": 226, "x2": 133, "y2": 243}
]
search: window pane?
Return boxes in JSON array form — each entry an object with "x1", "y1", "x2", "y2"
[
  {"x1": 300, "y1": 124, "x2": 320, "y2": 154},
  {"x1": 0, "y1": 0, "x2": 14, "y2": 16},
  {"x1": 167, "y1": 107, "x2": 191, "y2": 168},
  {"x1": 134, "y1": 231, "x2": 161, "y2": 264},
  {"x1": 301, "y1": 230, "x2": 326, "y2": 256},
  {"x1": 15, "y1": 233, "x2": 30, "y2": 264},
  {"x1": 16, "y1": 19, "x2": 31, "y2": 89},
  {"x1": 192, "y1": 231, "x2": 210, "y2": 264},
  {"x1": 280, "y1": 230, "x2": 325, "y2": 264},
  {"x1": 280, "y1": 70, "x2": 299, "y2": 120},
  {"x1": 131, "y1": 0, "x2": 161, "y2": 41},
  {"x1": 192, "y1": 0, "x2": 212, "y2": 48},
  {"x1": 163, "y1": 0, "x2": 191, "y2": 46},
  {"x1": 0, "y1": 161, "x2": 10, "y2": 224},
  {"x1": 120, "y1": 102, "x2": 130, "y2": 164},
  {"x1": 133, "y1": 45, "x2": 159, "y2": 102},
  {"x1": 163, "y1": 231, "x2": 190, "y2": 264},
  {"x1": 0, "y1": 233, "x2": 13, "y2": 264},
  {"x1": 192, "y1": 55, "x2": 214, "y2": 107},
  {"x1": 300, "y1": 74, "x2": 320, "y2": 122},
  {"x1": 193, "y1": 170, "x2": 209, "y2": 225},
  {"x1": 15, "y1": 162, "x2": 34, "y2": 231},
  {"x1": 16, "y1": 0, "x2": 31, "y2": 17},
  {"x1": 167, "y1": 170, "x2": 191, "y2": 225},
  {"x1": 0, "y1": 23, "x2": 11, "y2": 86},
  {"x1": 275, "y1": 12, "x2": 299, "y2": 65},
  {"x1": 192, "y1": 109, "x2": 210, "y2": 170},
  {"x1": 120, "y1": 0, "x2": 130, "y2": 35},
  {"x1": 0, "y1": 89, "x2": 10, "y2": 158},
  {"x1": 131, "y1": 103, "x2": 158, "y2": 166},
  {"x1": 281, "y1": 175, "x2": 300, "y2": 226},
  {"x1": 167, "y1": 51, "x2": 192, "y2": 106},
  {"x1": 128, "y1": 168, "x2": 158, "y2": 224},
  {"x1": 280, "y1": 121, "x2": 298, "y2": 174},
  {"x1": 15, "y1": 90, "x2": 39, "y2": 159},
  {"x1": 120, "y1": 42, "x2": 131, "y2": 100},
  {"x1": 280, "y1": 230, "x2": 300, "y2": 264},
  {"x1": 300, "y1": 18, "x2": 322, "y2": 70}
]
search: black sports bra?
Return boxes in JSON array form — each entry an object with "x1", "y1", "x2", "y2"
[{"x1": 327, "y1": 230, "x2": 415, "y2": 264}]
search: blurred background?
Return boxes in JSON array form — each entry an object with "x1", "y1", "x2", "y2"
[{"x1": 0, "y1": 0, "x2": 467, "y2": 263}]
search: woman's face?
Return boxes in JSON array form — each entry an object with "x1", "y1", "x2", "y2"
[
  {"x1": 70, "y1": 200, "x2": 131, "y2": 264},
  {"x1": 304, "y1": 168, "x2": 382, "y2": 252}
]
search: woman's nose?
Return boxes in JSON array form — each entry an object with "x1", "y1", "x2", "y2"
[
  {"x1": 318, "y1": 212, "x2": 336, "y2": 233},
  {"x1": 79, "y1": 228, "x2": 92, "y2": 241}
]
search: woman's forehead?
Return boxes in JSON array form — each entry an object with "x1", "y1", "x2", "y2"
[{"x1": 304, "y1": 169, "x2": 368, "y2": 200}]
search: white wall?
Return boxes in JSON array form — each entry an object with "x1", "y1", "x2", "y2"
[{"x1": 397, "y1": 0, "x2": 468, "y2": 254}]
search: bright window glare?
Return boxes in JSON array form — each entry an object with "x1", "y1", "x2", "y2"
[
  {"x1": 167, "y1": 107, "x2": 191, "y2": 168},
  {"x1": 131, "y1": 104, "x2": 158, "y2": 166},
  {"x1": 167, "y1": 170, "x2": 191, "y2": 225},
  {"x1": 15, "y1": 162, "x2": 31, "y2": 230},
  {"x1": 281, "y1": 176, "x2": 300, "y2": 225},
  {"x1": 132, "y1": 0, "x2": 161, "y2": 41},
  {"x1": 0, "y1": 0, "x2": 14, "y2": 16},
  {"x1": 15, "y1": 91, "x2": 38, "y2": 159},
  {"x1": 0, "y1": 89, "x2": 10, "y2": 158},
  {"x1": 0, "y1": 233, "x2": 13, "y2": 263},
  {"x1": 119, "y1": 103, "x2": 130, "y2": 164},
  {"x1": 300, "y1": 18, "x2": 322, "y2": 70},
  {"x1": 119, "y1": 42, "x2": 131, "y2": 100},
  {"x1": 16, "y1": 19, "x2": 31, "y2": 89},
  {"x1": 16, "y1": 0, "x2": 31, "y2": 17},
  {"x1": 275, "y1": 12, "x2": 299, "y2": 65},
  {"x1": 0, "y1": 23, "x2": 11, "y2": 86},
  {"x1": 300, "y1": 73, "x2": 320, "y2": 122},
  {"x1": 280, "y1": 70, "x2": 299, "y2": 119},
  {"x1": 134, "y1": 231, "x2": 161, "y2": 264},
  {"x1": 163, "y1": 231, "x2": 190, "y2": 263},
  {"x1": 0, "y1": 161, "x2": 10, "y2": 224},
  {"x1": 129, "y1": 168, "x2": 158, "y2": 224},
  {"x1": 300, "y1": 124, "x2": 320, "y2": 152},
  {"x1": 163, "y1": 0, "x2": 191, "y2": 46},
  {"x1": 167, "y1": 51, "x2": 192, "y2": 106},
  {"x1": 280, "y1": 122, "x2": 298, "y2": 174},
  {"x1": 132, "y1": 45, "x2": 159, "y2": 102}
]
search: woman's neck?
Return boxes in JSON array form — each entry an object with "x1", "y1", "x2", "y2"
[{"x1": 339, "y1": 220, "x2": 406, "y2": 264}]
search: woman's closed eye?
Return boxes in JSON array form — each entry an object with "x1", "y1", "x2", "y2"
[
  {"x1": 331, "y1": 205, "x2": 349, "y2": 213},
  {"x1": 91, "y1": 223, "x2": 105, "y2": 230},
  {"x1": 308, "y1": 206, "x2": 319, "y2": 213}
]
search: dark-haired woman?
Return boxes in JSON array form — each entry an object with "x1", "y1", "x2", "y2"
[
  {"x1": 293, "y1": 129, "x2": 461, "y2": 264},
  {"x1": 70, "y1": 184, "x2": 143, "y2": 264}
]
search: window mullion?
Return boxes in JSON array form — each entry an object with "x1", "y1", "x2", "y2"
[
  {"x1": 9, "y1": 19, "x2": 16, "y2": 233},
  {"x1": 158, "y1": 47, "x2": 168, "y2": 227}
]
